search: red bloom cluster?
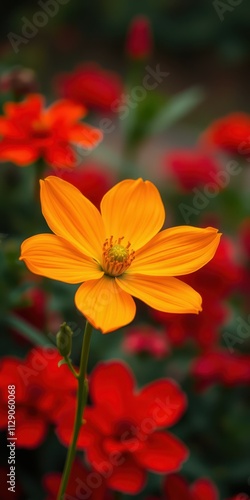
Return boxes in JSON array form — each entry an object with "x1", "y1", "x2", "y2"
[
  {"x1": 0, "y1": 94, "x2": 102, "y2": 169},
  {"x1": 164, "y1": 149, "x2": 222, "y2": 191},
  {"x1": 125, "y1": 15, "x2": 152, "y2": 59},
  {"x1": 163, "y1": 474, "x2": 219, "y2": 500},
  {"x1": 52, "y1": 162, "x2": 116, "y2": 208},
  {"x1": 0, "y1": 347, "x2": 77, "y2": 448},
  {"x1": 123, "y1": 325, "x2": 170, "y2": 358},
  {"x1": 152, "y1": 237, "x2": 239, "y2": 350},
  {"x1": 44, "y1": 459, "x2": 112, "y2": 500},
  {"x1": 55, "y1": 64, "x2": 123, "y2": 112},
  {"x1": 201, "y1": 113, "x2": 250, "y2": 156},
  {"x1": 192, "y1": 350, "x2": 250, "y2": 388},
  {"x1": 56, "y1": 361, "x2": 188, "y2": 494}
]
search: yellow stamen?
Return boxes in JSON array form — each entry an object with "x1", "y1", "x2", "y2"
[{"x1": 102, "y1": 236, "x2": 135, "y2": 277}]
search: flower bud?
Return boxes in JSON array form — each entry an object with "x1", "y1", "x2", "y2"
[{"x1": 56, "y1": 322, "x2": 73, "y2": 357}]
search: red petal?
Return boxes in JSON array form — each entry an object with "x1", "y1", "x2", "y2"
[
  {"x1": 191, "y1": 478, "x2": 219, "y2": 500},
  {"x1": 44, "y1": 142, "x2": 76, "y2": 169},
  {"x1": 134, "y1": 431, "x2": 189, "y2": 473},
  {"x1": 0, "y1": 142, "x2": 38, "y2": 165},
  {"x1": 136, "y1": 379, "x2": 187, "y2": 428},
  {"x1": 16, "y1": 410, "x2": 47, "y2": 448},
  {"x1": 89, "y1": 362, "x2": 135, "y2": 418},
  {"x1": 107, "y1": 455, "x2": 146, "y2": 494},
  {"x1": 164, "y1": 474, "x2": 192, "y2": 500},
  {"x1": 45, "y1": 99, "x2": 87, "y2": 126},
  {"x1": 68, "y1": 123, "x2": 103, "y2": 149}
]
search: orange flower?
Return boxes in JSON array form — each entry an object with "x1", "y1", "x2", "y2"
[
  {"x1": 20, "y1": 177, "x2": 221, "y2": 333},
  {"x1": 0, "y1": 94, "x2": 102, "y2": 169}
]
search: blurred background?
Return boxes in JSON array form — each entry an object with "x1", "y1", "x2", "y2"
[{"x1": 0, "y1": 1, "x2": 250, "y2": 499}]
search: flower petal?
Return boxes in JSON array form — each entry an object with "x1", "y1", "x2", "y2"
[
  {"x1": 20, "y1": 234, "x2": 103, "y2": 283},
  {"x1": 134, "y1": 432, "x2": 189, "y2": 473},
  {"x1": 44, "y1": 99, "x2": 87, "y2": 127},
  {"x1": 116, "y1": 274, "x2": 202, "y2": 314},
  {"x1": 68, "y1": 123, "x2": 103, "y2": 149},
  {"x1": 44, "y1": 143, "x2": 76, "y2": 170},
  {"x1": 100, "y1": 179, "x2": 165, "y2": 250},
  {"x1": 0, "y1": 142, "x2": 38, "y2": 165},
  {"x1": 4, "y1": 94, "x2": 43, "y2": 120},
  {"x1": 191, "y1": 479, "x2": 219, "y2": 500},
  {"x1": 128, "y1": 226, "x2": 221, "y2": 276},
  {"x1": 40, "y1": 176, "x2": 105, "y2": 260},
  {"x1": 164, "y1": 475, "x2": 191, "y2": 500},
  {"x1": 89, "y1": 362, "x2": 135, "y2": 416},
  {"x1": 107, "y1": 455, "x2": 146, "y2": 494},
  {"x1": 75, "y1": 276, "x2": 136, "y2": 333},
  {"x1": 136, "y1": 379, "x2": 187, "y2": 428}
]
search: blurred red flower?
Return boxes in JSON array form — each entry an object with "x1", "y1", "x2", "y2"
[
  {"x1": 0, "y1": 94, "x2": 102, "y2": 169},
  {"x1": 52, "y1": 163, "x2": 115, "y2": 208},
  {"x1": 55, "y1": 64, "x2": 123, "y2": 112},
  {"x1": 125, "y1": 15, "x2": 152, "y2": 59},
  {"x1": 152, "y1": 237, "x2": 239, "y2": 350},
  {"x1": 164, "y1": 474, "x2": 219, "y2": 500},
  {"x1": 192, "y1": 350, "x2": 250, "y2": 388},
  {"x1": 44, "y1": 459, "x2": 112, "y2": 500},
  {"x1": 56, "y1": 361, "x2": 188, "y2": 494},
  {"x1": 200, "y1": 113, "x2": 250, "y2": 156},
  {"x1": 123, "y1": 325, "x2": 170, "y2": 358},
  {"x1": 0, "y1": 347, "x2": 77, "y2": 448},
  {"x1": 164, "y1": 149, "x2": 222, "y2": 191}
]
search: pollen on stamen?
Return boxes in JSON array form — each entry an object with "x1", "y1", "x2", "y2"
[{"x1": 102, "y1": 236, "x2": 135, "y2": 277}]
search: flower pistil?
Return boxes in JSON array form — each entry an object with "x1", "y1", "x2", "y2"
[{"x1": 102, "y1": 236, "x2": 135, "y2": 276}]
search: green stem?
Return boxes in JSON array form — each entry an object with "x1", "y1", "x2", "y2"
[{"x1": 57, "y1": 320, "x2": 93, "y2": 500}]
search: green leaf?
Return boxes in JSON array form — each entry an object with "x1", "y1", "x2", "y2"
[
  {"x1": 147, "y1": 86, "x2": 205, "y2": 135},
  {"x1": 6, "y1": 314, "x2": 52, "y2": 347}
]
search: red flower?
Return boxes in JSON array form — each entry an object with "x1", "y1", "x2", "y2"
[
  {"x1": 55, "y1": 64, "x2": 123, "y2": 112},
  {"x1": 56, "y1": 361, "x2": 188, "y2": 494},
  {"x1": 192, "y1": 351, "x2": 250, "y2": 389},
  {"x1": 44, "y1": 459, "x2": 112, "y2": 500},
  {"x1": 0, "y1": 94, "x2": 102, "y2": 169},
  {"x1": 52, "y1": 163, "x2": 116, "y2": 208},
  {"x1": 164, "y1": 149, "x2": 222, "y2": 191},
  {"x1": 164, "y1": 474, "x2": 219, "y2": 500},
  {"x1": 0, "y1": 347, "x2": 77, "y2": 448},
  {"x1": 125, "y1": 16, "x2": 152, "y2": 59},
  {"x1": 152, "y1": 237, "x2": 239, "y2": 350},
  {"x1": 123, "y1": 325, "x2": 170, "y2": 358},
  {"x1": 200, "y1": 113, "x2": 250, "y2": 155}
]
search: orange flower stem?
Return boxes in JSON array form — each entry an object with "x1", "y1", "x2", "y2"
[{"x1": 57, "y1": 320, "x2": 93, "y2": 500}]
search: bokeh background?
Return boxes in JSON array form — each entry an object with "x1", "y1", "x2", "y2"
[{"x1": 0, "y1": 1, "x2": 250, "y2": 499}]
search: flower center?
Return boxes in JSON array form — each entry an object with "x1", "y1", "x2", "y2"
[
  {"x1": 31, "y1": 120, "x2": 50, "y2": 138},
  {"x1": 102, "y1": 236, "x2": 135, "y2": 277}
]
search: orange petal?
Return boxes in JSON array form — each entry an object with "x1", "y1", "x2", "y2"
[
  {"x1": 75, "y1": 276, "x2": 136, "y2": 333},
  {"x1": 40, "y1": 176, "x2": 105, "y2": 261},
  {"x1": 116, "y1": 274, "x2": 202, "y2": 314},
  {"x1": 128, "y1": 226, "x2": 221, "y2": 276},
  {"x1": 20, "y1": 234, "x2": 103, "y2": 283},
  {"x1": 100, "y1": 178, "x2": 165, "y2": 250},
  {"x1": 0, "y1": 142, "x2": 38, "y2": 165},
  {"x1": 68, "y1": 123, "x2": 103, "y2": 149}
]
